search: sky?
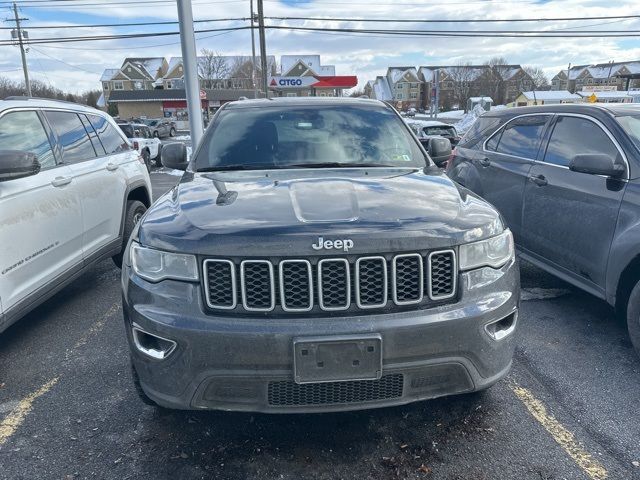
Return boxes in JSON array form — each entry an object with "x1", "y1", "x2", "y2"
[{"x1": 0, "y1": 0, "x2": 639, "y2": 94}]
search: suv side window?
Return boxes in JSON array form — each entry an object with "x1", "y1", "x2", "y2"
[
  {"x1": 0, "y1": 110, "x2": 56, "y2": 169},
  {"x1": 544, "y1": 116, "x2": 620, "y2": 167},
  {"x1": 44, "y1": 110, "x2": 97, "y2": 163},
  {"x1": 493, "y1": 115, "x2": 549, "y2": 159},
  {"x1": 88, "y1": 114, "x2": 129, "y2": 155},
  {"x1": 79, "y1": 114, "x2": 107, "y2": 157}
]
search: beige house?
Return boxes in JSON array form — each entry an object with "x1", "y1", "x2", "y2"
[
  {"x1": 385, "y1": 67, "x2": 422, "y2": 109},
  {"x1": 551, "y1": 61, "x2": 640, "y2": 93},
  {"x1": 514, "y1": 90, "x2": 581, "y2": 106},
  {"x1": 100, "y1": 58, "x2": 168, "y2": 105}
]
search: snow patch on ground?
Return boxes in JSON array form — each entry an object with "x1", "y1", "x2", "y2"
[
  {"x1": 521, "y1": 288, "x2": 571, "y2": 301},
  {"x1": 174, "y1": 135, "x2": 191, "y2": 141},
  {"x1": 452, "y1": 105, "x2": 488, "y2": 135},
  {"x1": 152, "y1": 167, "x2": 184, "y2": 177}
]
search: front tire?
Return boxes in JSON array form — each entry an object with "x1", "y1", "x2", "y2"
[
  {"x1": 154, "y1": 144, "x2": 163, "y2": 167},
  {"x1": 626, "y1": 280, "x2": 640, "y2": 356},
  {"x1": 169, "y1": 127, "x2": 176, "y2": 137},
  {"x1": 112, "y1": 200, "x2": 146, "y2": 268},
  {"x1": 130, "y1": 359, "x2": 159, "y2": 407},
  {"x1": 141, "y1": 149, "x2": 151, "y2": 172}
]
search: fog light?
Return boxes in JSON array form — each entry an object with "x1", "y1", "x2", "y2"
[
  {"x1": 484, "y1": 311, "x2": 518, "y2": 341},
  {"x1": 132, "y1": 324, "x2": 177, "y2": 360}
]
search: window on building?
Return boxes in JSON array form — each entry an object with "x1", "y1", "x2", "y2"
[
  {"x1": 396, "y1": 93, "x2": 403, "y2": 100},
  {"x1": 103, "y1": 82, "x2": 109, "y2": 90},
  {"x1": 410, "y1": 92, "x2": 418, "y2": 99},
  {"x1": 113, "y1": 81, "x2": 124, "y2": 90},
  {"x1": 410, "y1": 83, "x2": 418, "y2": 89},
  {"x1": 544, "y1": 116, "x2": 620, "y2": 167},
  {"x1": 44, "y1": 111, "x2": 97, "y2": 163},
  {"x1": 133, "y1": 81, "x2": 144, "y2": 90},
  {"x1": 0, "y1": 110, "x2": 56, "y2": 169},
  {"x1": 166, "y1": 81, "x2": 172, "y2": 89},
  {"x1": 491, "y1": 115, "x2": 550, "y2": 159}
]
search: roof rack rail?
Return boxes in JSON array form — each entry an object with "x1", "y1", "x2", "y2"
[{"x1": 3, "y1": 96, "x2": 84, "y2": 106}]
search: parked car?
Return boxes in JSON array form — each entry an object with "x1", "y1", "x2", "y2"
[
  {"x1": 142, "y1": 118, "x2": 176, "y2": 139},
  {"x1": 407, "y1": 119, "x2": 461, "y2": 147},
  {"x1": 122, "y1": 97, "x2": 519, "y2": 412},
  {"x1": 447, "y1": 104, "x2": 640, "y2": 355},
  {"x1": 0, "y1": 97, "x2": 152, "y2": 333},
  {"x1": 117, "y1": 122, "x2": 162, "y2": 169}
]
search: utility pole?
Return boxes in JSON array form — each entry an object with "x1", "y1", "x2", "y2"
[
  {"x1": 256, "y1": 0, "x2": 268, "y2": 98},
  {"x1": 176, "y1": 0, "x2": 204, "y2": 148},
  {"x1": 8, "y1": 3, "x2": 31, "y2": 96},
  {"x1": 249, "y1": 0, "x2": 258, "y2": 99},
  {"x1": 566, "y1": 63, "x2": 571, "y2": 93}
]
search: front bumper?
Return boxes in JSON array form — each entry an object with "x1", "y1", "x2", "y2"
[{"x1": 122, "y1": 259, "x2": 519, "y2": 413}]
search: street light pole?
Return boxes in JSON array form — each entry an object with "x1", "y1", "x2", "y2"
[
  {"x1": 12, "y1": 3, "x2": 31, "y2": 96},
  {"x1": 256, "y1": 0, "x2": 269, "y2": 98},
  {"x1": 250, "y1": 0, "x2": 258, "y2": 99},
  {"x1": 176, "y1": 0, "x2": 204, "y2": 148}
]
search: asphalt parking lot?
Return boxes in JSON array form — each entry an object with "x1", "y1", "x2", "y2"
[{"x1": 1, "y1": 169, "x2": 640, "y2": 480}]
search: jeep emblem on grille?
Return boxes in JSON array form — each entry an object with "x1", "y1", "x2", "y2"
[{"x1": 311, "y1": 236, "x2": 354, "y2": 252}]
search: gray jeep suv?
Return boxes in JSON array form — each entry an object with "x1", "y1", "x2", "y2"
[
  {"x1": 121, "y1": 98, "x2": 519, "y2": 412},
  {"x1": 447, "y1": 104, "x2": 640, "y2": 356}
]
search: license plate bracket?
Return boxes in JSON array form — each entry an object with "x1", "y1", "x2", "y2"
[{"x1": 293, "y1": 334, "x2": 382, "y2": 384}]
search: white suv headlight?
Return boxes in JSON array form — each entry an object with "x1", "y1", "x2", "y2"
[
  {"x1": 130, "y1": 243, "x2": 198, "y2": 282},
  {"x1": 459, "y1": 229, "x2": 514, "y2": 271}
]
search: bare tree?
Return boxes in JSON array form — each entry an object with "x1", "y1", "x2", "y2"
[
  {"x1": 448, "y1": 62, "x2": 477, "y2": 111},
  {"x1": 198, "y1": 49, "x2": 230, "y2": 89},
  {"x1": 482, "y1": 56, "x2": 512, "y2": 104},
  {"x1": 524, "y1": 66, "x2": 550, "y2": 89}
]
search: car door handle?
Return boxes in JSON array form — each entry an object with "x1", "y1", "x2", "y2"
[
  {"x1": 106, "y1": 162, "x2": 119, "y2": 171},
  {"x1": 479, "y1": 158, "x2": 491, "y2": 167},
  {"x1": 528, "y1": 174, "x2": 548, "y2": 187},
  {"x1": 51, "y1": 176, "x2": 72, "y2": 187}
]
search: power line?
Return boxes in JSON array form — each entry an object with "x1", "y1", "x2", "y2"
[
  {"x1": 29, "y1": 45, "x2": 102, "y2": 73},
  {"x1": 0, "y1": 17, "x2": 247, "y2": 29},
  {"x1": 1, "y1": 0, "x2": 246, "y2": 7},
  {"x1": 266, "y1": 14, "x2": 640, "y2": 23}
]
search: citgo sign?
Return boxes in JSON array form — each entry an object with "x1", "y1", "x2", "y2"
[{"x1": 269, "y1": 76, "x2": 316, "y2": 89}]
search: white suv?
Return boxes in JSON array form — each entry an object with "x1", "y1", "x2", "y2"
[{"x1": 0, "y1": 98, "x2": 152, "y2": 333}]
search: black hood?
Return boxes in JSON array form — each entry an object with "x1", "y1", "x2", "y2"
[{"x1": 138, "y1": 168, "x2": 503, "y2": 256}]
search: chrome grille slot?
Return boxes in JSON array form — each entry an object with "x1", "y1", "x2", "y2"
[
  {"x1": 428, "y1": 250, "x2": 457, "y2": 300},
  {"x1": 279, "y1": 260, "x2": 313, "y2": 312},
  {"x1": 318, "y1": 259, "x2": 351, "y2": 311},
  {"x1": 392, "y1": 253, "x2": 424, "y2": 305},
  {"x1": 355, "y1": 256, "x2": 387, "y2": 308},
  {"x1": 203, "y1": 259, "x2": 236, "y2": 310},
  {"x1": 240, "y1": 260, "x2": 275, "y2": 311}
]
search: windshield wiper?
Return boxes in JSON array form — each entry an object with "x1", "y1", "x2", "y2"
[
  {"x1": 284, "y1": 162, "x2": 398, "y2": 169},
  {"x1": 197, "y1": 164, "x2": 277, "y2": 172}
]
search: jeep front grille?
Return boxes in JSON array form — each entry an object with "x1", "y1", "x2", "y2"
[{"x1": 203, "y1": 250, "x2": 457, "y2": 315}]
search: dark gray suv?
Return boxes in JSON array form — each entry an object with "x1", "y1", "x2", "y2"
[
  {"x1": 122, "y1": 98, "x2": 519, "y2": 412},
  {"x1": 447, "y1": 104, "x2": 640, "y2": 355}
]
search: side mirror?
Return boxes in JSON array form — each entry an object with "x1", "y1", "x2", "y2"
[
  {"x1": 161, "y1": 142, "x2": 188, "y2": 170},
  {"x1": 0, "y1": 150, "x2": 40, "y2": 182},
  {"x1": 569, "y1": 154, "x2": 625, "y2": 178},
  {"x1": 427, "y1": 137, "x2": 453, "y2": 167}
]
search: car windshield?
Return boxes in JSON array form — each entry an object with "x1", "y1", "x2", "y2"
[
  {"x1": 118, "y1": 124, "x2": 134, "y2": 138},
  {"x1": 617, "y1": 115, "x2": 640, "y2": 150},
  {"x1": 195, "y1": 104, "x2": 428, "y2": 171},
  {"x1": 145, "y1": 120, "x2": 158, "y2": 126},
  {"x1": 424, "y1": 126, "x2": 457, "y2": 137}
]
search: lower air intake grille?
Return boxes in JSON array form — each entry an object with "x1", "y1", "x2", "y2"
[{"x1": 267, "y1": 374, "x2": 404, "y2": 407}]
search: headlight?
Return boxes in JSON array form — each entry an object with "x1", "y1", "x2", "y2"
[
  {"x1": 459, "y1": 229, "x2": 514, "y2": 271},
  {"x1": 130, "y1": 243, "x2": 198, "y2": 282}
]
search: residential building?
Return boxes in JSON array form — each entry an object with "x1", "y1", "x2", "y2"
[
  {"x1": 385, "y1": 67, "x2": 423, "y2": 109},
  {"x1": 368, "y1": 64, "x2": 533, "y2": 111},
  {"x1": 99, "y1": 58, "x2": 168, "y2": 107},
  {"x1": 268, "y1": 55, "x2": 357, "y2": 97},
  {"x1": 551, "y1": 61, "x2": 640, "y2": 93},
  {"x1": 514, "y1": 90, "x2": 581, "y2": 106}
]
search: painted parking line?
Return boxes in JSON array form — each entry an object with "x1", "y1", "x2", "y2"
[
  {"x1": 0, "y1": 302, "x2": 120, "y2": 447},
  {"x1": 511, "y1": 385, "x2": 608, "y2": 480},
  {"x1": 0, "y1": 377, "x2": 59, "y2": 446}
]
